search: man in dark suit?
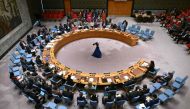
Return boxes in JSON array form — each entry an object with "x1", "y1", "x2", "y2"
[
  {"x1": 102, "y1": 94, "x2": 114, "y2": 104},
  {"x1": 77, "y1": 93, "x2": 87, "y2": 103},
  {"x1": 19, "y1": 40, "x2": 27, "y2": 50},
  {"x1": 90, "y1": 94, "x2": 98, "y2": 102},
  {"x1": 62, "y1": 89, "x2": 74, "y2": 100},
  {"x1": 145, "y1": 94, "x2": 159, "y2": 107},
  {"x1": 66, "y1": 75, "x2": 74, "y2": 86}
]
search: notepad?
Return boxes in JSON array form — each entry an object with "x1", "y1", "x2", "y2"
[
  {"x1": 89, "y1": 78, "x2": 94, "y2": 82},
  {"x1": 71, "y1": 76, "x2": 76, "y2": 80},
  {"x1": 45, "y1": 45, "x2": 53, "y2": 48},
  {"x1": 49, "y1": 64, "x2": 55, "y2": 68},
  {"x1": 124, "y1": 76, "x2": 129, "y2": 80},
  {"x1": 31, "y1": 49, "x2": 36, "y2": 52},
  {"x1": 56, "y1": 35, "x2": 62, "y2": 38},
  {"x1": 139, "y1": 103, "x2": 146, "y2": 108},
  {"x1": 58, "y1": 71, "x2": 66, "y2": 76},
  {"x1": 50, "y1": 40, "x2": 55, "y2": 43},
  {"x1": 107, "y1": 78, "x2": 112, "y2": 83},
  {"x1": 141, "y1": 62, "x2": 149, "y2": 67}
]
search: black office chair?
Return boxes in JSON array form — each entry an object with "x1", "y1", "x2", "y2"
[
  {"x1": 90, "y1": 100, "x2": 98, "y2": 108},
  {"x1": 105, "y1": 101, "x2": 114, "y2": 109},
  {"x1": 62, "y1": 96, "x2": 73, "y2": 105},
  {"x1": 77, "y1": 99, "x2": 87, "y2": 107},
  {"x1": 115, "y1": 100, "x2": 126, "y2": 108}
]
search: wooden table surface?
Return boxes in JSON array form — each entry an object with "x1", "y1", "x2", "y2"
[{"x1": 42, "y1": 29, "x2": 149, "y2": 85}]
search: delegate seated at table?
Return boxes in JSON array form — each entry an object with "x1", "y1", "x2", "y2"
[
  {"x1": 152, "y1": 71, "x2": 174, "y2": 84},
  {"x1": 77, "y1": 93, "x2": 87, "y2": 102},
  {"x1": 115, "y1": 93, "x2": 125, "y2": 101},
  {"x1": 102, "y1": 94, "x2": 114, "y2": 104},
  {"x1": 105, "y1": 82, "x2": 116, "y2": 91},
  {"x1": 36, "y1": 55, "x2": 43, "y2": 67},
  {"x1": 66, "y1": 75, "x2": 74, "y2": 86},
  {"x1": 141, "y1": 85, "x2": 150, "y2": 95},
  {"x1": 145, "y1": 94, "x2": 159, "y2": 107},
  {"x1": 62, "y1": 89, "x2": 74, "y2": 100},
  {"x1": 148, "y1": 60, "x2": 155, "y2": 72},
  {"x1": 90, "y1": 94, "x2": 98, "y2": 102},
  {"x1": 44, "y1": 63, "x2": 52, "y2": 72}
]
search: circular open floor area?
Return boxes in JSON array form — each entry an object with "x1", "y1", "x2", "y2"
[{"x1": 56, "y1": 38, "x2": 149, "y2": 73}]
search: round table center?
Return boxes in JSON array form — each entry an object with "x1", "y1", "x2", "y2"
[{"x1": 56, "y1": 38, "x2": 145, "y2": 73}]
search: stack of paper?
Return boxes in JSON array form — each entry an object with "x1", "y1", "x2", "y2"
[
  {"x1": 49, "y1": 64, "x2": 55, "y2": 68},
  {"x1": 107, "y1": 78, "x2": 112, "y2": 83},
  {"x1": 71, "y1": 75, "x2": 76, "y2": 80},
  {"x1": 89, "y1": 78, "x2": 94, "y2": 82},
  {"x1": 124, "y1": 76, "x2": 129, "y2": 80},
  {"x1": 141, "y1": 62, "x2": 149, "y2": 67}
]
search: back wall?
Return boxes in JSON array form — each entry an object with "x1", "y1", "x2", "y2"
[
  {"x1": 134, "y1": 0, "x2": 190, "y2": 10},
  {"x1": 0, "y1": 0, "x2": 32, "y2": 58}
]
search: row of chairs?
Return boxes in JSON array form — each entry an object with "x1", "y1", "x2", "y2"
[
  {"x1": 42, "y1": 10, "x2": 65, "y2": 20},
  {"x1": 158, "y1": 76, "x2": 188, "y2": 103},
  {"x1": 135, "y1": 75, "x2": 188, "y2": 109},
  {"x1": 77, "y1": 96, "x2": 126, "y2": 109},
  {"x1": 127, "y1": 24, "x2": 155, "y2": 41},
  {"x1": 154, "y1": 75, "x2": 188, "y2": 103}
]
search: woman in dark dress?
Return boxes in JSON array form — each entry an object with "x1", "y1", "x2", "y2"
[{"x1": 92, "y1": 42, "x2": 102, "y2": 58}]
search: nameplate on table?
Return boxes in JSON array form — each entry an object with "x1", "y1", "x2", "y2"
[
  {"x1": 141, "y1": 62, "x2": 149, "y2": 67},
  {"x1": 49, "y1": 64, "x2": 55, "y2": 69},
  {"x1": 71, "y1": 75, "x2": 76, "y2": 80},
  {"x1": 57, "y1": 71, "x2": 66, "y2": 76},
  {"x1": 124, "y1": 76, "x2": 129, "y2": 80},
  {"x1": 89, "y1": 78, "x2": 94, "y2": 82},
  {"x1": 139, "y1": 103, "x2": 146, "y2": 108},
  {"x1": 107, "y1": 78, "x2": 112, "y2": 83}
]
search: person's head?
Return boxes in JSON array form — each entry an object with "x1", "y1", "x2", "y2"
[
  {"x1": 143, "y1": 84, "x2": 147, "y2": 89},
  {"x1": 36, "y1": 55, "x2": 40, "y2": 59},
  {"x1": 152, "y1": 94, "x2": 157, "y2": 99},
  {"x1": 135, "y1": 86, "x2": 140, "y2": 90},
  {"x1": 168, "y1": 71, "x2": 175, "y2": 76},
  {"x1": 45, "y1": 63, "x2": 49, "y2": 67},
  {"x1": 26, "y1": 72, "x2": 30, "y2": 76},
  {"x1": 20, "y1": 57, "x2": 24, "y2": 60},
  {"x1": 150, "y1": 60, "x2": 154, "y2": 64},
  {"x1": 79, "y1": 92, "x2": 83, "y2": 97},
  {"x1": 67, "y1": 75, "x2": 71, "y2": 79}
]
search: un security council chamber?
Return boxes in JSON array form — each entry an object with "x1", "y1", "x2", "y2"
[{"x1": 0, "y1": 0, "x2": 190, "y2": 109}]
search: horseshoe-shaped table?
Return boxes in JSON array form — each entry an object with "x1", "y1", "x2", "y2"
[{"x1": 42, "y1": 28, "x2": 149, "y2": 85}]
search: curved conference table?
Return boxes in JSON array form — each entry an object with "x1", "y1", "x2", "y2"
[{"x1": 42, "y1": 28, "x2": 150, "y2": 85}]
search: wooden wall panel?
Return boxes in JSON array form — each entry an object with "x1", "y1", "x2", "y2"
[
  {"x1": 64, "y1": 0, "x2": 71, "y2": 15},
  {"x1": 134, "y1": 0, "x2": 190, "y2": 10},
  {"x1": 108, "y1": 0, "x2": 133, "y2": 16}
]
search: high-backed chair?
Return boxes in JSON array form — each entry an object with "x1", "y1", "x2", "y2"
[
  {"x1": 10, "y1": 56, "x2": 20, "y2": 66},
  {"x1": 171, "y1": 76, "x2": 188, "y2": 92},
  {"x1": 105, "y1": 101, "x2": 114, "y2": 109},
  {"x1": 90, "y1": 100, "x2": 98, "y2": 108},
  {"x1": 12, "y1": 52, "x2": 21, "y2": 59},
  {"x1": 77, "y1": 99, "x2": 87, "y2": 107},
  {"x1": 16, "y1": 45, "x2": 25, "y2": 55},
  {"x1": 115, "y1": 100, "x2": 126, "y2": 108},
  {"x1": 149, "y1": 30, "x2": 155, "y2": 39},
  {"x1": 62, "y1": 96, "x2": 73, "y2": 105}
]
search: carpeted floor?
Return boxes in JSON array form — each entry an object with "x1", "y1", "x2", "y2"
[{"x1": 0, "y1": 16, "x2": 190, "y2": 109}]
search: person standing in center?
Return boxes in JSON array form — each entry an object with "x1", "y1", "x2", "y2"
[{"x1": 92, "y1": 42, "x2": 102, "y2": 58}]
